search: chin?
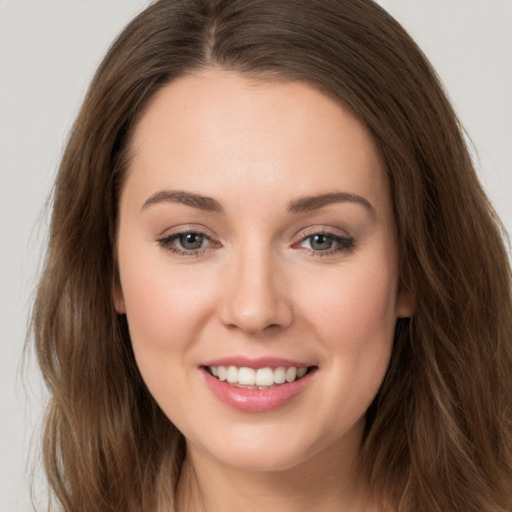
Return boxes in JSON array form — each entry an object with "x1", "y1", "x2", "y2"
[
  {"x1": 205, "y1": 443, "x2": 314, "y2": 473},
  {"x1": 186, "y1": 417, "x2": 363, "y2": 474}
]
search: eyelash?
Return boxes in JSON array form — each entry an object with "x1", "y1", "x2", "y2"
[
  {"x1": 157, "y1": 231, "x2": 216, "y2": 258},
  {"x1": 294, "y1": 232, "x2": 354, "y2": 257},
  {"x1": 157, "y1": 230, "x2": 354, "y2": 258}
]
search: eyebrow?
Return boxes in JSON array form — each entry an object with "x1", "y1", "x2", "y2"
[
  {"x1": 141, "y1": 189, "x2": 375, "y2": 216},
  {"x1": 287, "y1": 192, "x2": 375, "y2": 216},
  {"x1": 141, "y1": 190, "x2": 224, "y2": 213}
]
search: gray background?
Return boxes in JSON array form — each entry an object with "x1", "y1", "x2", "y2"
[{"x1": 1, "y1": 1, "x2": 511, "y2": 510}]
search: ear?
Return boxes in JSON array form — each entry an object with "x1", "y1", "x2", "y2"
[
  {"x1": 396, "y1": 286, "x2": 414, "y2": 318},
  {"x1": 113, "y1": 281, "x2": 126, "y2": 314}
]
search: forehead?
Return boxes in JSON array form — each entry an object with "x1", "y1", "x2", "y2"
[{"x1": 124, "y1": 68, "x2": 389, "y2": 213}]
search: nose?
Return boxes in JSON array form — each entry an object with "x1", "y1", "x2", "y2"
[{"x1": 217, "y1": 249, "x2": 293, "y2": 336}]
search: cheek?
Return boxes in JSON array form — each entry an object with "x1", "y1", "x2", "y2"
[
  {"x1": 116, "y1": 235, "x2": 217, "y2": 358},
  {"x1": 118, "y1": 254, "x2": 220, "y2": 415},
  {"x1": 302, "y1": 263, "x2": 398, "y2": 341},
  {"x1": 295, "y1": 247, "x2": 399, "y2": 391},
  {"x1": 296, "y1": 258, "x2": 398, "y2": 429}
]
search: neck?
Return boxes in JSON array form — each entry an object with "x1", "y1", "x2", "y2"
[{"x1": 176, "y1": 437, "x2": 377, "y2": 512}]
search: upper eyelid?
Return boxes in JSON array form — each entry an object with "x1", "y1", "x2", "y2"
[
  {"x1": 292, "y1": 225, "x2": 352, "y2": 241},
  {"x1": 157, "y1": 224, "x2": 216, "y2": 238}
]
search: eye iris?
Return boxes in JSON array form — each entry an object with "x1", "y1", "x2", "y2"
[
  {"x1": 310, "y1": 234, "x2": 333, "y2": 251},
  {"x1": 179, "y1": 233, "x2": 204, "y2": 250}
]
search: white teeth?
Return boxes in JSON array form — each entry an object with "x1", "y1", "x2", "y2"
[
  {"x1": 208, "y1": 365, "x2": 310, "y2": 386},
  {"x1": 217, "y1": 366, "x2": 227, "y2": 381},
  {"x1": 226, "y1": 365, "x2": 238, "y2": 383},
  {"x1": 274, "y1": 366, "x2": 286, "y2": 384},
  {"x1": 256, "y1": 367, "x2": 274, "y2": 386},
  {"x1": 238, "y1": 367, "x2": 256, "y2": 385},
  {"x1": 285, "y1": 367, "x2": 297, "y2": 383}
]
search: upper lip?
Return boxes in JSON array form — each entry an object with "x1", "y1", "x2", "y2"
[{"x1": 201, "y1": 356, "x2": 316, "y2": 369}]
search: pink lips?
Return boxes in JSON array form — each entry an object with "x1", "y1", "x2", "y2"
[{"x1": 201, "y1": 357, "x2": 317, "y2": 413}]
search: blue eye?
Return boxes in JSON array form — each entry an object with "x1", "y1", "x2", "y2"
[
  {"x1": 299, "y1": 233, "x2": 353, "y2": 254},
  {"x1": 306, "y1": 234, "x2": 334, "y2": 251},
  {"x1": 157, "y1": 231, "x2": 212, "y2": 255},
  {"x1": 177, "y1": 232, "x2": 206, "y2": 250}
]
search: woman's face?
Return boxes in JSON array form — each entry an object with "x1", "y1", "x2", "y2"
[{"x1": 115, "y1": 69, "x2": 412, "y2": 473}]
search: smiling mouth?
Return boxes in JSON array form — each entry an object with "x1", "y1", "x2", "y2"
[{"x1": 204, "y1": 365, "x2": 316, "y2": 389}]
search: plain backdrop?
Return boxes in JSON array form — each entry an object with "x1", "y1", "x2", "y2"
[{"x1": 1, "y1": 1, "x2": 511, "y2": 510}]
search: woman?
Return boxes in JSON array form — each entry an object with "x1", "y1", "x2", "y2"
[{"x1": 32, "y1": 0, "x2": 512, "y2": 511}]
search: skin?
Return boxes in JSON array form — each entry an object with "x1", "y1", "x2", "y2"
[{"x1": 114, "y1": 68, "x2": 412, "y2": 512}]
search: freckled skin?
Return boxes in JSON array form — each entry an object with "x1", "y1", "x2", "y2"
[{"x1": 115, "y1": 68, "x2": 412, "y2": 510}]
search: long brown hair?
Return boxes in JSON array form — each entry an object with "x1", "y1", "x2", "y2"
[{"x1": 32, "y1": 1, "x2": 512, "y2": 510}]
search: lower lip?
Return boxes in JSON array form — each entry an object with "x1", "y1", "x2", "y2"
[{"x1": 202, "y1": 368, "x2": 316, "y2": 413}]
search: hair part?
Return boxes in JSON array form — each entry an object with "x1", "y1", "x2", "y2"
[{"x1": 32, "y1": 1, "x2": 512, "y2": 510}]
